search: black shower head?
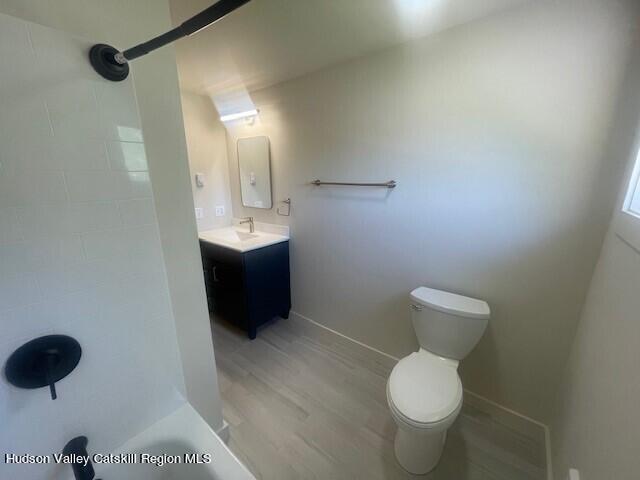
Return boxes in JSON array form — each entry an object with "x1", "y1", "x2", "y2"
[
  {"x1": 89, "y1": 43, "x2": 129, "y2": 82},
  {"x1": 90, "y1": 0, "x2": 251, "y2": 82}
]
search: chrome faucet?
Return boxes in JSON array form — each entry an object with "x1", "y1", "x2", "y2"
[{"x1": 239, "y1": 216, "x2": 255, "y2": 233}]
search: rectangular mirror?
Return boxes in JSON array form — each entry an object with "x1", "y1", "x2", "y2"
[{"x1": 238, "y1": 136, "x2": 272, "y2": 209}]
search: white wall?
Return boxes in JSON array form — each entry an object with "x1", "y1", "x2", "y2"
[
  {"x1": 552, "y1": 230, "x2": 640, "y2": 479},
  {"x1": 551, "y1": 44, "x2": 640, "y2": 479},
  {"x1": 0, "y1": 11, "x2": 186, "y2": 479},
  {"x1": 0, "y1": 0, "x2": 224, "y2": 432},
  {"x1": 181, "y1": 91, "x2": 234, "y2": 231},
  {"x1": 0, "y1": 0, "x2": 225, "y2": 475},
  {"x1": 224, "y1": 0, "x2": 639, "y2": 422}
]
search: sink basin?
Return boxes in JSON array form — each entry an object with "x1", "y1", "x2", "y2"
[
  {"x1": 211, "y1": 229, "x2": 259, "y2": 242},
  {"x1": 236, "y1": 231, "x2": 258, "y2": 241},
  {"x1": 199, "y1": 226, "x2": 288, "y2": 253}
]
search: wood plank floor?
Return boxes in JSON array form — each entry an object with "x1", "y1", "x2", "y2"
[{"x1": 211, "y1": 317, "x2": 547, "y2": 480}]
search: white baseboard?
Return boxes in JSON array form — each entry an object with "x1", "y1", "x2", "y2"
[
  {"x1": 463, "y1": 390, "x2": 547, "y2": 444},
  {"x1": 288, "y1": 311, "x2": 397, "y2": 368},
  {"x1": 463, "y1": 390, "x2": 553, "y2": 480},
  {"x1": 216, "y1": 420, "x2": 230, "y2": 444},
  {"x1": 287, "y1": 310, "x2": 553, "y2": 480}
]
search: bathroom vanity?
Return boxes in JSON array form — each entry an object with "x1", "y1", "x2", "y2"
[{"x1": 199, "y1": 226, "x2": 291, "y2": 339}]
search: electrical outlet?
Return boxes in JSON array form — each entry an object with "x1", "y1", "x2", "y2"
[
  {"x1": 194, "y1": 208, "x2": 204, "y2": 220},
  {"x1": 215, "y1": 205, "x2": 225, "y2": 217}
]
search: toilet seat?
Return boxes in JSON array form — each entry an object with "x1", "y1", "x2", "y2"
[{"x1": 387, "y1": 349, "x2": 462, "y2": 430}]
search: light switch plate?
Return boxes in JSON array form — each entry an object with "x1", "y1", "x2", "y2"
[
  {"x1": 195, "y1": 208, "x2": 204, "y2": 220},
  {"x1": 195, "y1": 173, "x2": 205, "y2": 188},
  {"x1": 215, "y1": 206, "x2": 225, "y2": 217}
]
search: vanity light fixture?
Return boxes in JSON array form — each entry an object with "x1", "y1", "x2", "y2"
[{"x1": 220, "y1": 109, "x2": 259, "y2": 123}]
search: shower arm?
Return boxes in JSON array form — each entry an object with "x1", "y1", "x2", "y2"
[
  {"x1": 90, "y1": 0, "x2": 251, "y2": 81},
  {"x1": 115, "y1": 0, "x2": 251, "y2": 64}
]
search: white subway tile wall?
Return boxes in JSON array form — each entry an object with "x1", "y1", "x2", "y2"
[{"x1": 0, "y1": 13, "x2": 186, "y2": 479}]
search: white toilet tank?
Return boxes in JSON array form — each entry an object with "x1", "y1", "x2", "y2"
[{"x1": 410, "y1": 287, "x2": 490, "y2": 361}]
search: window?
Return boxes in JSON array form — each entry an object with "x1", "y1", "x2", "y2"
[
  {"x1": 623, "y1": 150, "x2": 640, "y2": 218},
  {"x1": 617, "y1": 147, "x2": 640, "y2": 251}
]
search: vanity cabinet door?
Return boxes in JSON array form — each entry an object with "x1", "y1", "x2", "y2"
[
  {"x1": 244, "y1": 242, "x2": 291, "y2": 327},
  {"x1": 202, "y1": 265, "x2": 215, "y2": 312},
  {"x1": 199, "y1": 239, "x2": 291, "y2": 339},
  {"x1": 199, "y1": 241, "x2": 246, "y2": 319},
  {"x1": 209, "y1": 259, "x2": 243, "y2": 290}
]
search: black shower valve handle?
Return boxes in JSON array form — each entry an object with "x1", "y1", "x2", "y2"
[
  {"x1": 43, "y1": 353, "x2": 58, "y2": 400},
  {"x1": 4, "y1": 335, "x2": 82, "y2": 402}
]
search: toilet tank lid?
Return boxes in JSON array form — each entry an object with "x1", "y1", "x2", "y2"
[{"x1": 411, "y1": 287, "x2": 490, "y2": 320}]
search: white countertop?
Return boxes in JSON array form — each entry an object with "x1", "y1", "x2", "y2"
[{"x1": 199, "y1": 225, "x2": 289, "y2": 253}]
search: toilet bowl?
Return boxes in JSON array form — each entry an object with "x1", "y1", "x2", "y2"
[{"x1": 387, "y1": 287, "x2": 490, "y2": 474}]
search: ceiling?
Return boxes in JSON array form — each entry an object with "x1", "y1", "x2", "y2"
[{"x1": 169, "y1": 0, "x2": 530, "y2": 97}]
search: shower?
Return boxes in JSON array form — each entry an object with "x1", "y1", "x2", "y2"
[{"x1": 89, "y1": 0, "x2": 251, "y2": 81}]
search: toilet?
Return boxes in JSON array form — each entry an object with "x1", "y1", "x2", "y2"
[{"x1": 387, "y1": 287, "x2": 490, "y2": 474}]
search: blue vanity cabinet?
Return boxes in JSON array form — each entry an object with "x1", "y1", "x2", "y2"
[{"x1": 200, "y1": 240, "x2": 291, "y2": 339}]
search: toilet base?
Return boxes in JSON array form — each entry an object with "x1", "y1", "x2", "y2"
[{"x1": 393, "y1": 427, "x2": 447, "y2": 475}]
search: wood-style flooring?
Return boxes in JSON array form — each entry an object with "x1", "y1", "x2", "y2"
[{"x1": 211, "y1": 317, "x2": 547, "y2": 480}]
